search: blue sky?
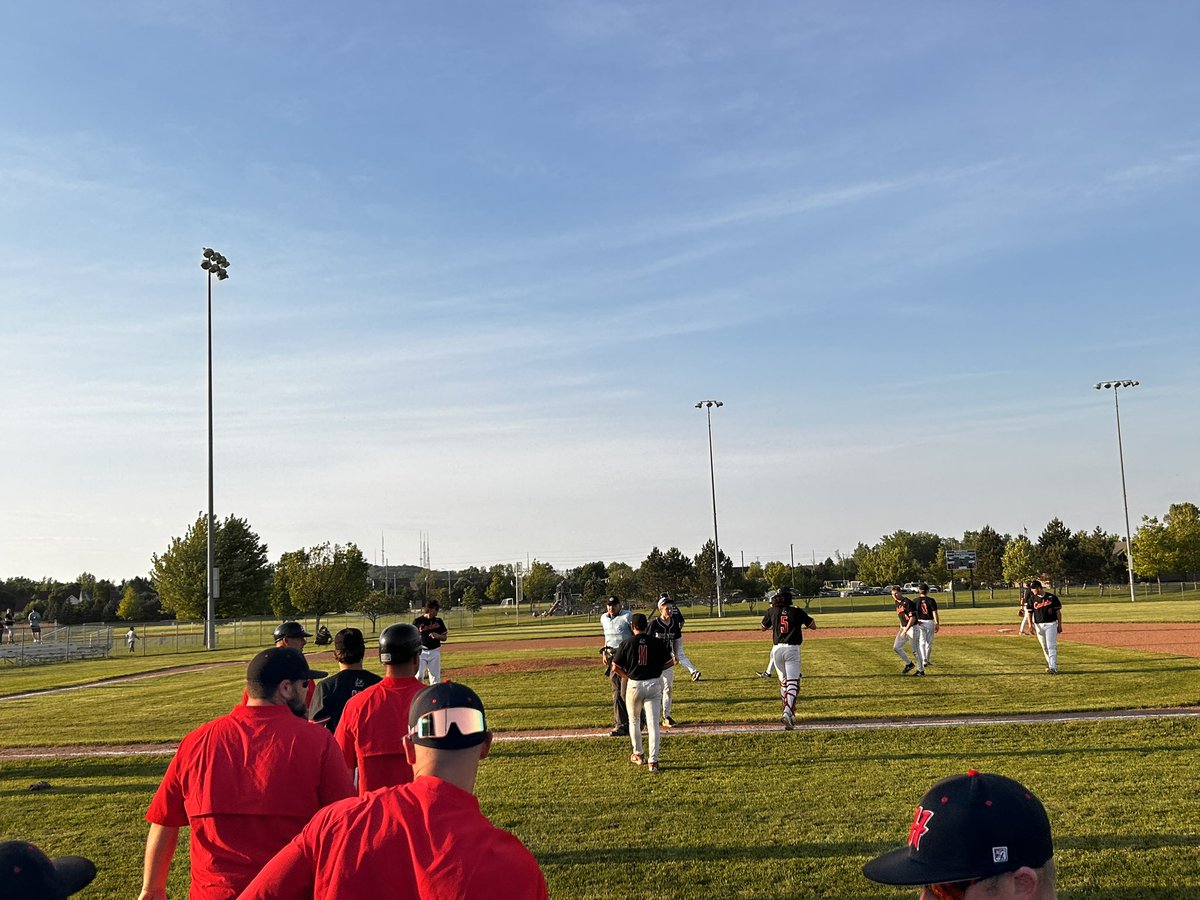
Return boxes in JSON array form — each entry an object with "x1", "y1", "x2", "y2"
[{"x1": 2, "y1": 2, "x2": 1198, "y2": 582}]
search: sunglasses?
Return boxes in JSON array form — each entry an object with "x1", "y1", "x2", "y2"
[
  {"x1": 924, "y1": 878, "x2": 982, "y2": 900},
  {"x1": 410, "y1": 706, "x2": 487, "y2": 741}
]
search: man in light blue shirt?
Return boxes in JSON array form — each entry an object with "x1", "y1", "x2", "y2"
[{"x1": 600, "y1": 597, "x2": 634, "y2": 736}]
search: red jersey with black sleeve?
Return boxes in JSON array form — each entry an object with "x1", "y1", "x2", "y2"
[
  {"x1": 334, "y1": 675, "x2": 425, "y2": 795},
  {"x1": 915, "y1": 596, "x2": 938, "y2": 621},
  {"x1": 145, "y1": 704, "x2": 355, "y2": 900},
  {"x1": 1024, "y1": 592, "x2": 1062, "y2": 624},
  {"x1": 760, "y1": 605, "x2": 815, "y2": 644},
  {"x1": 238, "y1": 775, "x2": 548, "y2": 900},
  {"x1": 895, "y1": 596, "x2": 917, "y2": 626},
  {"x1": 612, "y1": 633, "x2": 673, "y2": 680}
]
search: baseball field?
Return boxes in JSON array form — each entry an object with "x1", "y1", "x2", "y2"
[{"x1": 1, "y1": 594, "x2": 1197, "y2": 898}]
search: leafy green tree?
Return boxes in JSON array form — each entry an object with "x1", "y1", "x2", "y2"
[
  {"x1": 1133, "y1": 516, "x2": 1174, "y2": 590},
  {"x1": 605, "y1": 562, "x2": 639, "y2": 601},
  {"x1": 485, "y1": 565, "x2": 515, "y2": 604},
  {"x1": 923, "y1": 546, "x2": 949, "y2": 588},
  {"x1": 763, "y1": 561, "x2": 791, "y2": 590},
  {"x1": 1165, "y1": 502, "x2": 1200, "y2": 577},
  {"x1": 567, "y1": 561, "x2": 609, "y2": 605},
  {"x1": 522, "y1": 560, "x2": 559, "y2": 606},
  {"x1": 116, "y1": 584, "x2": 145, "y2": 621},
  {"x1": 638, "y1": 547, "x2": 694, "y2": 603},
  {"x1": 276, "y1": 542, "x2": 370, "y2": 628},
  {"x1": 691, "y1": 540, "x2": 733, "y2": 600},
  {"x1": 1002, "y1": 535, "x2": 1036, "y2": 586},
  {"x1": 973, "y1": 526, "x2": 1006, "y2": 593},
  {"x1": 741, "y1": 562, "x2": 768, "y2": 600},
  {"x1": 461, "y1": 585, "x2": 483, "y2": 612},
  {"x1": 359, "y1": 589, "x2": 406, "y2": 632},
  {"x1": 271, "y1": 550, "x2": 303, "y2": 619},
  {"x1": 151, "y1": 514, "x2": 270, "y2": 619},
  {"x1": 1035, "y1": 517, "x2": 1075, "y2": 589}
]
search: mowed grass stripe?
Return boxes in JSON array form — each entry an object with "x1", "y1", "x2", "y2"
[
  {"x1": 2, "y1": 718, "x2": 1194, "y2": 899},
  {"x1": 2, "y1": 638, "x2": 1195, "y2": 749}
]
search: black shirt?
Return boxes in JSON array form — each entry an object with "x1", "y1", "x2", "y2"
[
  {"x1": 894, "y1": 595, "x2": 917, "y2": 626},
  {"x1": 761, "y1": 605, "x2": 815, "y2": 645},
  {"x1": 308, "y1": 668, "x2": 383, "y2": 733},
  {"x1": 613, "y1": 633, "x2": 673, "y2": 680},
  {"x1": 413, "y1": 615, "x2": 447, "y2": 650},
  {"x1": 647, "y1": 611, "x2": 682, "y2": 643},
  {"x1": 915, "y1": 596, "x2": 938, "y2": 621},
  {"x1": 1024, "y1": 592, "x2": 1061, "y2": 625}
]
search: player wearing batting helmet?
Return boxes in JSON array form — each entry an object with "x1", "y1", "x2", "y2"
[
  {"x1": 242, "y1": 622, "x2": 326, "y2": 708},
  {"x1": 334, "y1": 623, "x2": 426, "y2": 795}
]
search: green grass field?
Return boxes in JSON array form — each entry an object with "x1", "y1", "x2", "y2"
[{"x1": 1, "y1": 595, "x2": 1197, "y2": 898}]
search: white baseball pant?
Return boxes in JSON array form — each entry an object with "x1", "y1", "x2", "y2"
[{"x1": 626, "y1": 677, "x2": 664, "y2": 763}]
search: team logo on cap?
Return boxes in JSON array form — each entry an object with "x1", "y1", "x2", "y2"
[
  {"x1": 907, "y1": 806, "x2": 933, "y2": 850},
  {"x1": 992, "y1": 847, "x2": 1009, "y2": 863}
]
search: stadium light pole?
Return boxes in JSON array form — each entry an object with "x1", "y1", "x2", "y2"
[
  {"x1": 1094, "y1": 380, "x2": 1139, "y2": 604},
  {"x1": 202, "y1": 248, "x2": 230, "y2": 649},
  {"x1": 695, "y1": 400, "x2": 725, "y2": 618}
]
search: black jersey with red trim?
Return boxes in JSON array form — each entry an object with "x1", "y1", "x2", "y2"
[
  {"x1": 1024, "y1": 592, "x2": 1061, "y2": 624},
  {"x1": 413, "y1": 615, "x2": 447, "y2": 650},
  {"x1": 895, "y1": 596, "x2": 917, "y2": 626},
  {"x1": 760, "y1": 605, "x2": 815, "y2": 645},
  {"x1": 915, "y1": 596, "x2": 938, "y2": 621},
  {"x1": 612, "y1": 633, "x2": 672, "y2": 680}
]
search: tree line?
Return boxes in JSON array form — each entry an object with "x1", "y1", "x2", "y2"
[{"x1": 3, "y1": 501, "x2": 1196, "y2": 625}]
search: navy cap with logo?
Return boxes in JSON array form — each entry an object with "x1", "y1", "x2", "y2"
[
  {"x1": 246, "y1": 647, "x2": 326, "y2": 691},
  {"x1": 407, "y1": 681, "x2": 489, "y2": 750},
  {"x1": 0, "y1": 841, "x2": 97, "y2": 899},
  {"x1": 863, "y1": 770, "x2": 1053, "y2": 886}
]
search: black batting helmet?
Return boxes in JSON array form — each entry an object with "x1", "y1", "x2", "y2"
[
  {"x1": 273, "y1": 621, "x2": 312, "y2": 641},
  {"x1": 379, "y1": 623, "x2": 423, "y2": 664}
]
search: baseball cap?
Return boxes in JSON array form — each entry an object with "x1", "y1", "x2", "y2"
[
  {"x1": 246, "y1": 647, "x2": 327, "y2": 691},
  {"x1": 0, "y1": 841, "x2": 96, "y2": 899},
  {"x1": 657, "y1": 596, "x2": 670, "y2": 608},
  {"x1": 605, "y1": 596, "x2": 620, "y2": 607},
  {"x1": 408, "y1": 682, "x2": 488, "y2": 750},
  {"x1": 862, "y1": 770, "x2": 1053, "y2": 886}
]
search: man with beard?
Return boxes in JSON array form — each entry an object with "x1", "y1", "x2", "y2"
[{"x1": 139, "y1": 648, "x2": 354, "y2": 900}]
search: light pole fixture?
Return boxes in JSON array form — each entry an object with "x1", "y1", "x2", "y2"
[
  {"x1": 202, "y1": 248, "x2": 230, "y2": 649},
  {"x1": 694, "y1": 400, "x2": 725, "y2": 618},
  {"x1": 1094, "y1": 379, "x2": 1139, "y2": 604}
]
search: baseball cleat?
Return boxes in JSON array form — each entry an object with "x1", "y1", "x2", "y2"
[
  {"x1": 902, "y1": 663, "x2": 915, "y2": 674},
  {"x1": 756, "y1": 671, "x2": 771, "y2": 679},
  {"x1": 609, "y1": 727, "x2": 628, "y2": 737},
  {"x1": 647, "y1": 762, "x2": 660, "y2": 773},
  {"x1": 914, "y1": 670, "x2": 925, "y2": 677},
  {"x1": 1048, "y1": 668, "x2": 1058, "y2": 675},
  {"x1": 690, "y1": 670, "x2": 702, "y2": 682},
  {"x1": 630, "y1": 752, "x2": 645, "y2": 766},
  {"x1": 781, "y1": 712, "x2": 795, "y2": 730},
  {"x1": 662, "y1": 717, "x2": 676, "y2": 728}
]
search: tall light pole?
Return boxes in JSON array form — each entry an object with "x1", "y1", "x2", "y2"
[
  {"x1": 1094, "y1": 380, "x2": 1139, "y2": 604},
  {"x1": 202, "y1": 248, "x2": 230, "y2": 649},
  {"x1": 695, "y1": 400, "x2": 725, "y2": 618}
]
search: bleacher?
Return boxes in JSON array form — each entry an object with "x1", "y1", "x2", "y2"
[{"x1": 0, "y1": 625, "x2": 113, "y2": 667}]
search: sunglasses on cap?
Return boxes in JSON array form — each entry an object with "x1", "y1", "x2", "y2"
[
  {"x1": 924, "y1": 878, "x2": 982, "y2": 900},
  {"x1": 409, "y1": 706, "x2": 487, "y2": 741}
]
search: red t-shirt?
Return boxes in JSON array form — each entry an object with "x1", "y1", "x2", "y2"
[
  {"x1": 145, "y1": 704, "x2": 356, "y2": 900},
  {"x1": 334, "y1": 676, "x2": 425, "y2": 795},
  {"x1": 239, "y1": 776, "x2": 548, "y2": 900}
]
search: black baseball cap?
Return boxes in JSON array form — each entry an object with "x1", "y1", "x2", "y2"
[
  {"x1": 863, "y1": 770, "x2": 1053, "y2": 886},
  {"x1": 408, "y1": 682, "x2": 488, "y2": 750},
  {"x1": 246, "y1": 647, "x2": 326, "y2": 691},
  {"x1": 0, "y1": 841, "x2": 96, "y2": 899},
  {"x1": 605, "y1": 597, "x2": 620, "y2": 607}
]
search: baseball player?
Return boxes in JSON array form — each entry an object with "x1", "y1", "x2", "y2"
[
  {"x1": 759, "y1": 587, "x2": 816, "y2": 730},
  {"x1": 890, "y1": 585, "x2": 919, "y2": 675},
  {"x1": 599, "y1": 596, "x2": 634, "y2": 736},
  {"x1": 240, "y1": 682, "x2": 548, "y2": 900},
  {"x1": 335, "y1": 623, "x2": 427, "y2": 794},
  {"x1": 612, "y1": 613, "x2": 674, "y2": 773},
  {"x1": 647, "y1": 596, "x2": 682, "y2": 726},
  {"x1": 1024, "y1": 580, "x2": 1063, "y2": 674},
  {"x1": 3, "y1": 609, "x2": 14, "y2": 644},
  {"x1": 308, "y1": 627, "x2": 383, "y2": 733},
  {"x1": 241, "y1": 622, "x2": 326, "y2": 708},
  {"x1": 657, "y1": 591, "x2": 701, "y2": 681},
  {"x1": 413, "y1": 601, "x2": 448, "y2": 685},
  {"x1": 913, "y1": 583, "x2": 939, "y2": 671},
  {"x1": 139, "y1": 648, "x2": 354, "y2": 900}
]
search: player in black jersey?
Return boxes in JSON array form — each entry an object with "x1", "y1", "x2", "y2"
[
  {"x1": 890, "y1": 586, "x2": 918, "y2": 674},
  {"x1": 308, "y1": 627, "x2": 382, "y2": 732},
  {"x1": 759, "y1": 587, "x2": 816, "y2": 730},
  {"x1": 1024, "y1": 580, "x2": 1063, "y2": 674},
  {"x1": 612, "y1": 613, "x2": 674, "y2": 772}
]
